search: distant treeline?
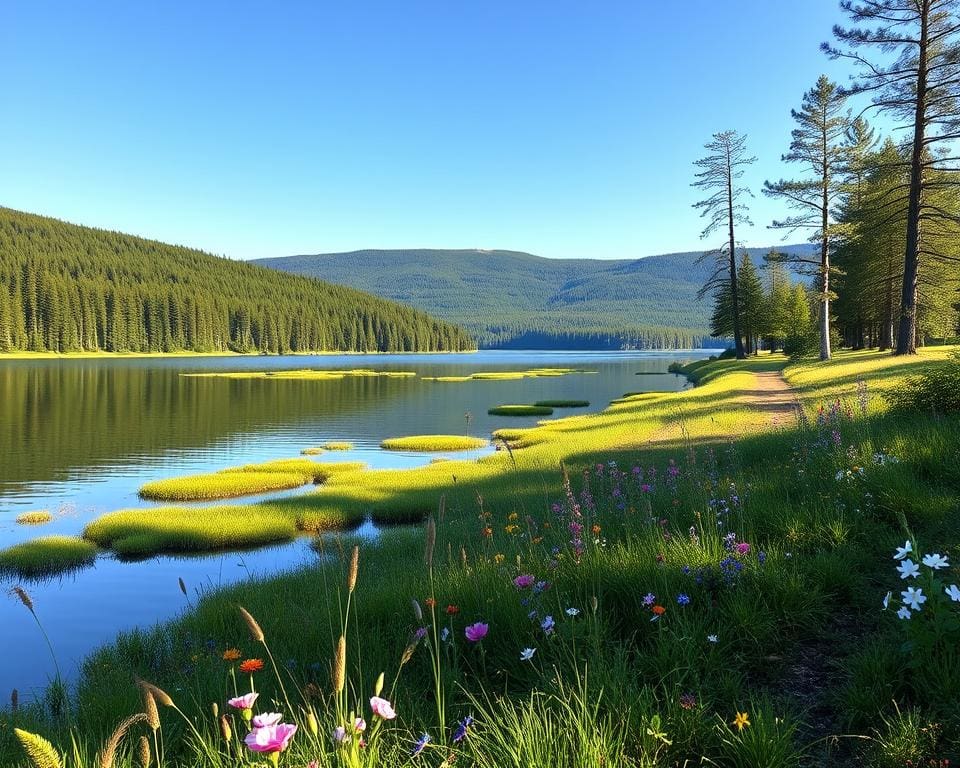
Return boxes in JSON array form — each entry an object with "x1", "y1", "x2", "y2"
[
  {"x1": 478, "y1": 325, "x2": 714, "y2": 350},
  {"x1": 0, "y1": 208, "x2": 473, "y2": 353}
]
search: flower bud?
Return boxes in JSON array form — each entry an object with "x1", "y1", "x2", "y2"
[{"x1": 374, "y1": 672, "x2": 385, "y2": 697}]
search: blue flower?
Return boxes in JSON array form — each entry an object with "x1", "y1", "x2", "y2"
[
  {"x1": 758, "y1": 551, "x2": 767, "y2": 565},
  {"x1": 452, "y1": 716, "x2": 474, "y2": 743},
  {"x1": 676, "y1": 593, "x2": 690, "y2": 606},
  {"x1": 411, "y1": 733, "x2": 431, "y2": 756}
]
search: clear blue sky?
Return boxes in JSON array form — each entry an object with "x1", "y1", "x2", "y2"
[{"x1": 1, "y1": 1, "x2": 869, "y2": 261}]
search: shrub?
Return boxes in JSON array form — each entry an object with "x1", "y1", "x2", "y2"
[{"x1": 888, "y1": 354, "x2": 960, "y2": 414}]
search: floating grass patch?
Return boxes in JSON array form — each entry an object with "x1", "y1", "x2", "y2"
[
  {"x1": 534, "y1": 399, "x2": 590, "y2": 408},
  {"x1": 15, "y1": 510, "x2": 53, "y2": 525},
  {"x1": 322, "y1": 441, "x2": 354, "y2": 450},
  {"x1": 488, "y1": 404, "x2": 555, "y2": 416},
  {"x1": 182, "y1": 369, "x2": 416, "y2": 381},
  {"x1": 380, "y1": 435, "x2": 489, "y2": 452},
  {"x1": 139, "y1": 470, "x2": 309, "y2": 501},
  {"x1": 422, "y1": 369, "x2": 596, "y2": 383},
  {"x1": 300, "y1": 447, "x2": 325, "y2": 455},
  {"x1": 470, "y1": 372, "x2": 528, "y2": 380},
  {"x1": 84, "y1": 506, "x2": 297, "y2": 556},
  {"x1": 0, "y1": 535, "x2": 97, "y2": 578}
]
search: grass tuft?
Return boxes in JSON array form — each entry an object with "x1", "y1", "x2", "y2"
[
  {"x1": 534, "y1": 399, "x2": 590, "y2": 408},
  {"x1": 488, "y1": 404, "x2": 555, "y2": 416},
  {"x1": 0, "y1": 536, "x2": 98, "y2": 578},
  {"x1": 380, "y1": 435, "x2": 489, "y2": 452},
  {"x1": 15, "y1": 510, "x2": 54, "y2": 525}
]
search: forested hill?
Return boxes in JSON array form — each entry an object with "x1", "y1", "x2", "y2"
[
  {"x1": 0, "y1": 208, "x2": 473, "y2": 353},
  {"x1": 254, "y1": 246, "x2": 815, "y2": 349}
]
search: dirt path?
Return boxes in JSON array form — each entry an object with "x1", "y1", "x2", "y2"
[{"x1": 749, "y1": 371, "x2": 798, "y2": 428}]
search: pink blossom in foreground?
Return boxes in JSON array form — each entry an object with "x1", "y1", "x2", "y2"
[
  {"x1": 252, "y1": 712, "x2": 283, "y2": 728},
  {"x1": 735, "y1": 542, "x2": 751, "y2": 555},
  {"x1": 465, "y1": 622, "x2": 489, "y2": 642},
  {"x1": 227, "y1": 693, "x2": 259, "y2": 710},
  {"x1": 370, "y1": 696, "x2": 397, "y2": 720},
  {"x1": 244, "y1": 723, "x2": 297, "y2": 753}
]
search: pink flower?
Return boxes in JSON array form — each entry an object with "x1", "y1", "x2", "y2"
[
  {"x1": 465, "y1": 622, "x2": 489, "y2": 642},
  {"x1": 370, "y1": 696, "x2": 397, "y2": 720},
  {"x1": 735, "y1": 542, "x2": 751, "y2": 555},
  {"x1": 353, "y1": 717, "x2": 367, "y2": 732},
  {"x1": 252, "y1": 712, "x2": 283, "y2": 728},
  {"x1": 227, "y1": 693, "x2": 258, "y2": 710},
  {"x1": 513, "y1": 574, "x2": 535, "y2": 589},
  {"x1": 244, "y1": 723, "x2": 297, "y2": 753}
]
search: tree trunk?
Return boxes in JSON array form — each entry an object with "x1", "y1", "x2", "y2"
[
  {"x1": 727, "y1": 154, "x2": 745, "y2": 359},
  {"x1": 896, "y1": 1, "x2": 929, "y2": 356},
  {"x1": 820, "y1": 119, "x2": 832, "y2": 361}
]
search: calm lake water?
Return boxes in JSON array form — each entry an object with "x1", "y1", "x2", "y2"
[{"x1": 0, "y1": 350, "x2": 711, "y2": 698}]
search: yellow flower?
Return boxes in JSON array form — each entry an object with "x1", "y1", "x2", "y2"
[
  {"x1": 508, "y1": 512, "x2": 519, "y2": 521},
  {"x1": 493, "y1": 553, "x2": 505, "y2": 564},
  {"x1": 733, "y1": 711, "x2": 750, "y2": 732},
  {"x1": 504, "y1": 524, "x2": 519, "y2": 534},
  {"x1": 222, "y1": 648, "x2": 242, "y2": 661}
]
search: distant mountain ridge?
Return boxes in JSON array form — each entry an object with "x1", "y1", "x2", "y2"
[{"x1": 253, "y1": 245, "x2": 815, "y2": 349}]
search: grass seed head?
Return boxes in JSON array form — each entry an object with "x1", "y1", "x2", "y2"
[
  {"x1": 238, "y1": 606, "x2": 265, "y2": 643},
  {"x1": 332, "y1": 635, "x2": 346, "y2": 694},
  {"x1": 14, "y1": 728, "x2": 62, "y2": 768},
  {"x1": 347, "y1": 545, "x2": 359, "y2": 593}
]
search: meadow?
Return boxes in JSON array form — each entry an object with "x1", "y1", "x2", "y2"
[{"x1": 3, "y1": 348, "x2": 959, "y2": 766}]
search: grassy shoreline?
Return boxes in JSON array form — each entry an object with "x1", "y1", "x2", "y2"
[
  {"x1": 0, "y1": 349, "x2": 480, "y2": 361},
  {"x1": 4, "y1": 348, "x2": 960, "y2": 766}
]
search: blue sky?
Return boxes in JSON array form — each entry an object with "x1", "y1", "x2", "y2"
[{"x1": 1, "y1": 1, "x2": 872, "y2": 260}]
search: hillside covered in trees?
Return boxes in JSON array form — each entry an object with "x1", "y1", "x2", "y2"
[
  {"x1": 0, "y1": 208, "x2": 473, "y2": 354},
  {"x1": 254, "y1": 245, "x2": 814, "y2": 349}
]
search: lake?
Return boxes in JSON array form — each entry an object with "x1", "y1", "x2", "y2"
[{"x1": 0, "y1": 349, "x2": 711, "y2": 698}]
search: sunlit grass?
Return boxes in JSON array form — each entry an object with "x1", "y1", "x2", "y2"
[
  {"x1": 181, "y1": 369, "x2": 417, "y2": 381},
  {"x1": 322, "y1": 441, "x2": 354, "y2": 450},
  {"x1": 300, "y1": 446, "x2": 325, "y2": 455},
  {"x1": 0, "y1": 535, "x2": 97, "y2": 578},
  {"x1": 14, "y1": 510, "x2": 53, "y2": 525},
  {"x1": 534, "y1": 399, "x2": 590, "y2": 408},
  {"x1": 83, "y1": 506, "x2": 298, "y2": 556},
  {"x1": 139, "y1": 471, "x2": 309, "y2": 501},
  {"x1": 380, "y1": 435, "x2": 490, "y2": 452},
  {"x1": 423, "y1": 368, "x2": 596, "y2": 383}
]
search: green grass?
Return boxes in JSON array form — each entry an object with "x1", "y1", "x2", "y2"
[
  {"x1": 488, "y1": 404, "x2": 555, "y2": 416},
  {"x1": 424, "y1": 369, "x2": 596, "y2": 383},
  {"x1": 321, "y1": 441, "x2": 354, "y2": 450},
  {"x1": 380, "y1": 435, "x2": 490, "y2": 452},
  {"x1": 534, "y1": 399, "x2": 590, "y2": 408},
  {"x1": 14, "y1": 510, "x2": 53, "y2": 525},
  {"x1": 83, "y1": 506, "x2": 298, "y2": 556},
  {"x1": 7, "y1": 347, "x2": 960, "y2": 767},
  {"x1": 0, "y1": 536, "x2": 97, "y2": 578},
  {"x1": 300, "y1": 446, "x2": 325, "y2": 455},
  {"x1": 182, "y1": 369, "x2": 417, "y2": 381}
]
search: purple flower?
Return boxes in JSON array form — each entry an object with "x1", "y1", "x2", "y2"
[
  {"x1": 735, "y1": 542, "x2": 751, "y2": 555},
  {"x1": 415, "y1": 626, "x2": 428, "y2": 640},
  {"x1": 642, "y1": 593, "x2": 656, "y2": 607},
  {"x1": 541, "y1": 615, "x2": 555, "y2": 635},
  {"x1": 513, "y1": 574, "x2": 536, "y2": 589},
  {"x1": 758, "y1": 551, "x2": 767, "y2": 565},
  {"x1": 465, "y1": 622, "x2": 489, "y2": 642},
  {"x1": 411, "y1": 733, "x2": 431, "y2": 757},
  {"x1": 452, "y1": 716, "x2": 474, "y2": 743}
]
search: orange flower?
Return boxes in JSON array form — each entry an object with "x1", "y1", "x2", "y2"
[
  {"x1": 222, "y1": 648, "x2": 242, "y2": 661},
  {"x1": 239, "y1": 658, "x2": 264, "y2": 674},
  {"x1": 482, "y1": 526, "x2": 493, "y2": 538},
  {"x1": 445, "y1": 604, "x2": 459, "y2": 615},
  {"x1": 424, "y1": 597, "x2": 437, "y2": 609},
  {"x1": 591, "y1": 524, "x2": 601, "y2": 536},
  {"x1": 651, "y1": 605, "x2": 666, "y2": 616}
]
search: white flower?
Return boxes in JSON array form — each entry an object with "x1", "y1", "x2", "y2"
[
  {"x1": 882, "y1": 591, "x2": 892, "y2": 610},
  {"x1": 519, "y1": 647, "x2": 536, "y2": 661},
  {"x1": 893, "y1": 541, "x2": 913, "y2": 560},
  {"x1": 707, "y1": 634, "x2": 718, "y2": 643},
  {"x1": 440, "y1": 627, "x2": 450, "y2": 642},
  {"x1": 565, "y1": 607, "x2": 580, "y2": 617},
  {"x1": 922, "y1": 553, "x2": 950, "y2": 570},
  {"x1": 897, "y1": 606, "x2": 911, "y2": 620},
  {"x1": 901, "y1": 587, "x2": 927, "y2": 611},
  {"x1": 896, "y1": 559, "x2": 920, "y2": 580},
  {"x1": 945, "y1": 584, "x2": 960, "y2": 603}
]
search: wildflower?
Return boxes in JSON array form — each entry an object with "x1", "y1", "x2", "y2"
[
  {"x1": 452, "y1": 716, "x2": 473, "y2": 743},
  {"x1": 513, "y1": 574, "x2": 535, "y2": 589},
  {"x1": 656, "y1": 552, "x2": 665, "y2": 564},
  {"x1": 896, "y1": 559, "x2": 920, "y2": 580},
  {"x1": 893, "y1": 541, "x2": 913, "y2": 560},
  {"x1": 440, "y1": 627, "x2": 450, "y2": 642},
  {"x1": 592, "y1": 524, "x2": 601, "y2": 536},
  {"x1": 465, "y1": 622, "x2": 489, "y2": 642},
  {"x1": 493, "y1": 553, "x2": 505, "y2": 564},
  {"x1": 651, "y1": 605, "x2": 666, "y2": 616},
  {"x1": 370, "y1": 696, "x2": 397, "y2": 720},
  {"x1": 679, "y1": 693, "x2": 696, "y2": 710},
  {"x1": 565, "y1": 607, "x2": 580, "y2": 617},
  {"x1": 707, "y1": 634, "x2": 718, "y2": 643},
  {"x1": 445, "y1": 604, "x2": 459, "y2": 615},
  {"x1": 252, "y1": 712, "x2": 283, "y2": 728},
  {"x1": 239, "y1": 658, "x2": 264, "y2": 674},
  {"x1": 882, "y1": 591, "x2": 891, "y2": 610},
  {"x1": 332, "y1": 726, "x2": 347, "y2": 743},
  {"x1": 642, "y1": 593, "x2": 656, "y2": 606},
  {"x1": 676, "y1": 593, "x2": 691, "y2": 606},
  {"x1": 411, "y1": 733, "x2": 431, "y2": 757},
  {"x1": 733, "y1": 712, "x2": 750, "y2": 732},
  {"x1": 424, "y1": 597, "x2": 436, "y2": 608},
  {"x1": 508, "y1": 512, "x2": 518, "y2": 521},
  {"x1": 922, "y1": 553, "x2": 950, "y2": 570},
  {"x1": 901, "y1": 587, "x2": 927, "y2": 611},
  {"x1": 354, "y1": 717, "x2": 366, "y2": 732},
  {"x1": 541, "y1": 615, "x2": 555, "y2": 635},
  {"x1": 520, "y1": 647, "x2": 536, "y2": 661},
  {"x1": 244, "y1": 723, "x2": 297, "y2": 754},
  {"x1": 227, "y1": 693, "x2": 258, "y2": 710},
  {"x1": 482, "y1": 526, "x2": 493, "y2": 538},
  {"x1": 897, "y1": 606, "x2": 911, "y2": 620},
  {"x1": 945, "y1": 584, "x2": 960, "y2": 603},
  {"x1": 222, "y1": 648, "x2": 241, "y2": 661},
  {"x1": 504, "y1": 524, "x2": 519, "y2": 534},
  {"x1": 758, "y1": 551, "x2": 767, "y2": 565},
  {"x1": 414, "y1": 627, "x2": 428, "y2": 640},
  {"x1": 734, "y1": 542, "x2": 751, "y2": 555}
]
